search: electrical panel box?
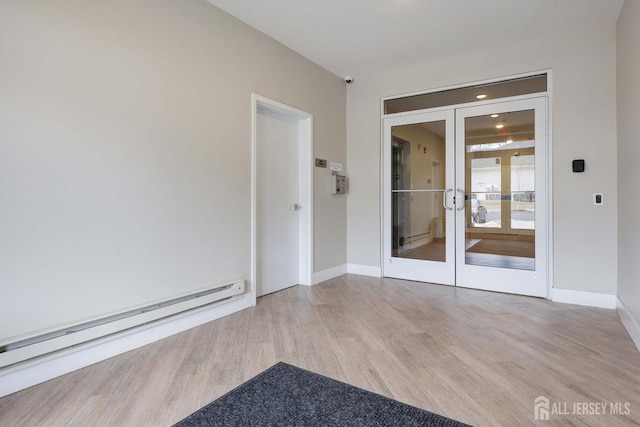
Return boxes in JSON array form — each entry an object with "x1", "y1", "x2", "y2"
[{"x1": 332, "y1": 174, "x2": 347, "y2": 194}]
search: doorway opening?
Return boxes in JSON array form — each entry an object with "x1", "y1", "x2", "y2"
[
  {"x1": 251, "y1": 95, "x2": 313, "y2": 300},
  {"x1": 382, "y1": 73, "x2": 550, "y2": 298}
]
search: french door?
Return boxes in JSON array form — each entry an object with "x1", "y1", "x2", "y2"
[{"x1": 383, "y1": 97, "x2": 548, "y2": 297}]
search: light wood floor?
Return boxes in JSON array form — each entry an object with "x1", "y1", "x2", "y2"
[{"x1": 1, "y1": 275, "x2": 639, "y2": 426}]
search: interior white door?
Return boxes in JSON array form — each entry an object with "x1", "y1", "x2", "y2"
[
  {"x1": 256, "y1": 106, "x2": 300, "y2": 296},
  {"x1": 455, "y1": 97, "x2": 548, "y2": 297},
  {"x1": 383, "y1": 110, "x2": 456, "y2": 285}
]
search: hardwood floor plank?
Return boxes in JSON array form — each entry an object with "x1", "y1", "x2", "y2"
[
  {"x1": 328, "y1": 335, "x2": 393, "y2": 397},
  {"x1": 1, "y1": 275, "x2": 639, "y2": 426}
]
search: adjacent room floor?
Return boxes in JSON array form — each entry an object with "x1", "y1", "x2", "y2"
[
  {"x1": 0, "y1": 275, "x2": 638, "y2": 426},
  {"x1": 395, "y1": 237, "x2": 536, "y2": 270}
]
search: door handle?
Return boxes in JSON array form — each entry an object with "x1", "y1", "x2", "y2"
[
  {"x1": 442, "y1": 189, "x2": 454, "y2": 210},
  {"x1": 456, "y1": 189, "x2": 465, "y2": 211},
  {"x1": 290, "y1": 203, "x2": 301, "y2": 211}
]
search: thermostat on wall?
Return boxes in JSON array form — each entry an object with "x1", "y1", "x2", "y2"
[{"x1": 572, "y1": 159, "x2": 585, "y2": 173}]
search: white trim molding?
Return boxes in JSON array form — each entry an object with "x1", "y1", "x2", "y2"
[
  {"x1": 551, "y1": 288, "x2": 617, "y2": 309},
  {"x1": 617, "y1": 297, "x2": 640, "y2": 352},
  {"x1": 311, "y1": 264, "x2": 381, "y2": 284},
  {"x1": 312, "y1": 264, "x2": 348, "y2": 284},
  {"x1": 0, "y1": 295, "x2": 254, "y2": 398},
  {"x1": 347, "y1": 264, "x2": 382, "y2": 277}
]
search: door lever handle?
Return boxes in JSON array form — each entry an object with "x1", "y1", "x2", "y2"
[{"x1": 442, "y1": 189, "x2": 454, "y2": 211}]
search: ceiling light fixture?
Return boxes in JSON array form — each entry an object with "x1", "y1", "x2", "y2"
[
  {"x1": 476, "y1": 94, "x2": 487, "y2": 99},
  {"x1": 490, "y1": 114, "x2": 499, "y2": 118},
  {"x1": 496, "y1": 124, "x2": 504, "y2": 129}
]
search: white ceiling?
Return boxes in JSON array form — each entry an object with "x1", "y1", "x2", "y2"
[{"x1": 206, "y1": 0, "x2": 624, "y2": 78}]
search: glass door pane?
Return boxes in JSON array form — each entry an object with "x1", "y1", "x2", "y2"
[
  {"x1": 391, "y1": 123, "x2": 447, "y2": 263},
  {"x1": 383, "y1": 109, "x2": 455, "y2": 286},
  {"x1": 469, "y1": 157, "x2": 501, "y2": 229},
  {"x1": 455, "y1": 97, "x2": 547, "y2": 298},
  {"x1": 511, "y1": 154, "x2": 535, "y2": 231},
  {"x1": 463, "y1": 109, "x2": 536, "y2": 271}
]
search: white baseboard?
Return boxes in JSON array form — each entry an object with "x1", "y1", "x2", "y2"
[
  {"x1": 402, "y1": 236, "x2": 431, "y2": 250},
  {"x1": 617, "y1": 297, "x2": 640, "y2": 352},
  {"x1": 0, "y1": 295, "x2": 254, "y2": 398},
  {"x1": 551, "y1": 288, "x2": 617, "y2": 309},
  {"x1": 347, "y1": 264, "x2": 382, "y2": 277},
  {"x1": 311, "y1": 264, "x2": 382, "y2": 283},
  {"x1": 312, "y1": 264, "x2": 348, "y2": 284}
]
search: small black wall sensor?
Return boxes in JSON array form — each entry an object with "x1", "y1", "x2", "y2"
[{"x1": 572, "y1": 159, "x2": 585, "y2": 173}]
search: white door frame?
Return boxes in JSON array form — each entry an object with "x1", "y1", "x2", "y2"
[
  {"x1": 251, "y1": 94, "x2": 313, "y2": 303},
  {"x1": 381, "y1": 91, "x2": 552, "y2": 298}
]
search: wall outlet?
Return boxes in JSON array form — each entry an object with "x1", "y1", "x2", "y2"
[{"x1": 593, "y1": 193, "x2": 603, "y2": 205}]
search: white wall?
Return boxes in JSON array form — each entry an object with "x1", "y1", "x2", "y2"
[
  {"x1": 347, "y1": 27, "x2": 618, "y2": 295},
  {"x1": 0, "y1": 0, "x2": 346, "y2": 341},
  {"x1": 617, "y1": 0, "x2": 640, "y2": 327}
]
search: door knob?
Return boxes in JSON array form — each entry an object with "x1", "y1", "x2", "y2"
[{"x1": 290, "y1": 203, "x2": 301, "y2": 211}]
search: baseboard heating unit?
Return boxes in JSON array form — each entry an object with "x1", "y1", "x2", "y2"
[{"x1": 0, "y1": 279, "x2": 244, "y2": 369}]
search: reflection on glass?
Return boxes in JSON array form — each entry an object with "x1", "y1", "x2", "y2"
[
  {"x1": 391, "y1": 121, "x2": 446, "y2": 262},
  {"x1": 511, "y1": 155, "x2": 535, "y2": 230},
  {"x1": 464, "y1": 110, "x2": 535, "y2": 271},
  {"x1": 469, "y1": 157, "x2": 501, "y2": 229},
  {"x1": 393, "y1": 192, "x2": 446, "y2": 262},
  {"x1": 467, "y1": 139, "x2": 534, "y2": 153}
]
